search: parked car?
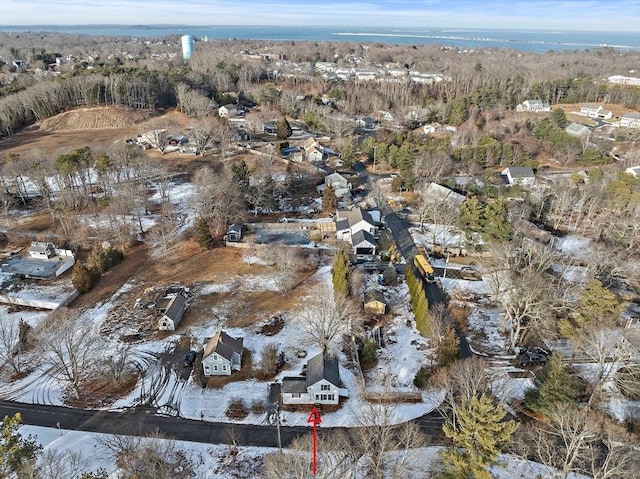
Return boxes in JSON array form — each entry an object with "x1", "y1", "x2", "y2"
[
  {"x1": 517, "y1": 350, "x2": 548, "y2": 366},
  {"x1": 183, "y1": 350, "x2": 197, "y2": 368}
]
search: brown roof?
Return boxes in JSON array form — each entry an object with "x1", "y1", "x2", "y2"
[{"x1": 203, "y1": 331, "x2": 244, "y2": 361}]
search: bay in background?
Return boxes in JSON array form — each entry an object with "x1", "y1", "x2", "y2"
[{"x1": 0, "y1": 25, "x2": 638, "y2": 53}]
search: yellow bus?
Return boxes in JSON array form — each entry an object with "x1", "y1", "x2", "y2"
[{"x1": 413, "y1": 254, "x2": 436, "y2": 283}]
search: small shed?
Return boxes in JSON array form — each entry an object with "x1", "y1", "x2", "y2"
[
  {"x1": 364, "y1": 289, "x2": 387, "y2": 315},
  {"x1": 225, "y1": 224, "x2": 243, "y2": 242}
]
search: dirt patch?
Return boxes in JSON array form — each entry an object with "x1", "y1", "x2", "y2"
[
  {"x1": 67, "y1": 373, "x2": 139, "y2": 409},
  {"x1": 39, "y1": 106, "x2": 157, "y2": 132}
]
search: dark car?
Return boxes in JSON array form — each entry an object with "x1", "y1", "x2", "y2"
[
  {"x1": 183, "y1": 350, "x2": 197, "y2": 368},
  {"x1": 517, "y1": 350, "x2": 548, "y2": 366}
]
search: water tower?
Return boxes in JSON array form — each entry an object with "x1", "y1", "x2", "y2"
[{"x1": 181, "y1": 35, "x2": 194, "y2": 60}]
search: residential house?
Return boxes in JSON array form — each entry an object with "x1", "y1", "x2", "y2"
[
  {"x1": 28, "y1": 242, "x2": 56, "y2": 259},
  {"x1": 319, "y1": 172, "x2": 352, "y2": 199},
  {"x1": 355, "y1": 69, "x2": 379, "y2": 81},
  {"x1": 281, "y1": 352, "x2": 347, "y2": 405},
  {"x1": 364, "y1": 289, "x2": 387, "y2": 315},
  {"x1": 625, "y1": 166, "x2": 640, "y2": 177},
  {"x1": 423, "y1": 123, "x2": 441, "y2": 135},
  {"x1": 156, "y1": 287, "x2": 189, "y2": 331},
  {"x1": 579, "y1": 103, "x2": 612, "y2": 119},
  {"x1": 218, "y1": 104, "x2": 243, "y2": 118},
  {"x1": 225, "y1": 224, "x2": 243, "y2": 242},
  {"x1": 378, "y1": 111, "x2": 398, "y2": 123},
  {"x1": 351, "y1": 230, "x2": 377, "y2": 256},
  {"x1": 12, "y1": 60, "x2": 27, "y2": 69},
  {"x1": 501, "y1": 167, "x2": 535, "y2": 186},
  {"x1": 357, "y1": 116, "x2": 376, "y2": 129},
  {"x1": 422, "y1": 183, "x2": 467, "y2": 210},
  {"x1": 306, "y1": 147, "x2": 325, "y2": 163},
  {"x1": 335, "y1": 208, "x2": 377, "y2": 242},
  {"x1": 138, "y1": 129, "x2": 167, "y2": 149},
  {"x1": 565, "y1": 123, "x2": 591, "y2": 138},
  {"x1": 620, "y1": 112, "x2": 640, "y2": 129},
  {"x1": 516, "y1": 99, "x2": 551, "y2": 112},
  {"x1": 202, "y1": 331, "x2": 244, "y2": 376}
]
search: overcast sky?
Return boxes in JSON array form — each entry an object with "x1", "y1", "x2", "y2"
[{"x1": 2, "y1": 0, "x2": 639, "y2": 31}]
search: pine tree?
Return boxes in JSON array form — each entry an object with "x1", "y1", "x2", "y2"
[
  {"x1": 460, "y1": 196, "x2": 483, "y2": 233},
  {"x1": 482, "y1": 197, "x2": 511, "y2": 242},
  {"x1": 524, "y1": 352, "x2": 577, "y2": 415},
  {"x1": 382, "y1": 263, "x2": 398, "y2": 286},
  {"x1": 332, "y1": 249, "x2": 350, "y2": 297},
  {"x1": 0, "y1": 413, "x2": 41, "y2": 477},
  {"x1": 436, "y1": 326, "x2": 460, "y2": 368},
  {"x1": 195, "y1": 217, "x2": 215, "y2": 249},
  {"x1": 275, "y1": 116, "x2": 292, "y2": 140},
  {"x1": 440, "y1": 395, "x2": 517, "y2": 479},
  {"x1": 551, "y1": 107, "x2": 568, "y2": 128},
  {"x1": 322, "y1": 184, "x2": 338, "y2": 212}
]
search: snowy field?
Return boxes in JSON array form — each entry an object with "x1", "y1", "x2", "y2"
[{"x1": 19, "y1": 424, "x2": 589, "y2": 479}]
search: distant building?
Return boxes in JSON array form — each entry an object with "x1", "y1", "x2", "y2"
[
  {"x1": 516, "y1": 100, "x2": 551, "y2": 112},
  {"x1": 501, "y1": 167, "x2": 535, "y2": 186},
  {"x1": 181, "y1": 35, "x2": 194, "y2": 60},
  {"x1": 625, "y1": 166, "x2": 640, "y2": 177},
  {"x1": 579, "y1": 103, "x2": 612, "y2": 120},
  {"x1": 620, "y1": 112, "x2": 640, "y2": 129},
  {"x1": 566, "y1": 123, "x2": 591, "y2": 138},
  {"x1": 607, "y1": 75, "x2": 640, "y2": 86}
]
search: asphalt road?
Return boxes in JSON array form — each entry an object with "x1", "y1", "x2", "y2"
[
  {"x1": 354, "y1": 162, "x2": 472, "y2": 359},
  {"x1": 0, "y1": 400, "x2": 445, "y2": 446}
]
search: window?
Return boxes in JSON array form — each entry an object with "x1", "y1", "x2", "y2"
[
  {"x1": 315, "y1": 394, "x2": 320, "y2": 401},
  {"x1": 222, "y1": 365, "x2": 227, "y2": 370},
  {"x1": 321, "y1": 384, "x2": 330, "y2": 391},
  {"x1": 213, "y1": 365, "x2": 218, "y2": 371},
  {"x1": 292, "y1": 393, "x2": 301, "y2": 398},
  {"x1": 328, "y1": 394, "x2": 334, "y2": 402},
  {"x1": 321, "y1": 394, "x2": 327, "y2": 401}
]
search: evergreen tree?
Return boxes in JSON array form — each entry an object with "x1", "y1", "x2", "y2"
[
  {"x1": 195, "y1": 217, "x2": 215, "y2": 249},
  {"x1": 448, "y1": 100, "x2": 469, "y2": 127},
  {"x1": 439, "y1": 395, "x2": 517, "y2": 479},
  {"x1": 551, "y1": 107, "x2": 568, "y2": 128},
  {"x1": 231, "y1": 159, "x2": 250, "y2": 190},
  {"x1": 72, "y1": 262, "x2": 95, "y2": 293},
  {"x1": 414, "y1": 366, "x2": 428, "y2": 388},
  {"x1": 322, "y1": 185, "x2": 338, "y2": 212},
  {"x1": 275, "y1": 116, "x2": 292, "y2": 140},
  {"x1": 332, "y1": 249, "x2": 350, "y2": 297},
  {"x1": 406, "y1": 269, "x2": 430, "y2": 337},
  {"x1": 382, "y1": 263, "x2": 398, "y2": 286},
  {"x1": 482, "y1": 197, "x2": 512, "y2": 242},
  {"x1": 558, "y1": 278, "x2": 622, "y2": 337},
  {"x1": 339, "y1": 142, "x2": 358, "y2": 168},
  {"x1": 0, "y1": 413, "x2": 41, "y2": 477},
  {"x1": 460, "y1": 196, "x2": 483, "y2": 233},
  {"x1": 436, "y1": 326, "x2": 461, "y2": 368},
  {"x1": 524, "y1": 352, "x2": 577, "y2": 415}
]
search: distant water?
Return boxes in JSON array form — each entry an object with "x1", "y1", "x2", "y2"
[{"x1": 1, "y1": 25, "x2": 638, "y2": 53}]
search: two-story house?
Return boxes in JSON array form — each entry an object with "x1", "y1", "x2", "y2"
[
  {"x1": 201, "y1": 331, "x2": 244, "y2": 376},
  {"x1": 281, "y1": 353, "x2": 347, "y2": 406},
  {"x1": 579, "y1": 103, "x2": 612, "y2": 120},
  {"x1": 620, "y1": 112, "x2": 640, "y2": 129},
  {"x1": 516, "y1": 99, "x2": 551, "y2": 112}
]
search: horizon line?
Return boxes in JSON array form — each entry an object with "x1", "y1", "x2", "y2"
[{"x1": 1, "y1": 24, "x2": 639, "y2": 34}]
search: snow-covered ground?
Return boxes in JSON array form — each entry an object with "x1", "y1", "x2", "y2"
[{"x1": 19, "y1": 424, "x2": 589, "y2": 479}]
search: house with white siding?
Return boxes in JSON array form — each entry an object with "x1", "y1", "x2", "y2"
[
  {"x1": 620, "y1": 112, "x2": 640, "y2": 129},
  {"x1": 201, "y1": 331, "x2": 244, "y2": 376},
  {"x1": 501, "y1": 167, "x2": 535, "y2": 186},
  {"x1": 579, "y1": 103, "x2": 612, "y2": 120},
  {"x1": 281, "y1": 353, "x2": 347, "y2": 406},
  {"x1": 516, "y1": 100, "x2": 551, "y2": 112}
]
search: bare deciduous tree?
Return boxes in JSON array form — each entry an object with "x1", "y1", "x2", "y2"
[
  {"x1": 38, "y1": 308, "x2": 102, "y2": 400},
  {"x1": 0, "y1": 317, "x2": 22, "y2": 375}
]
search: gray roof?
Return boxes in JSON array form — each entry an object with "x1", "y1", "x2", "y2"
[
  {"x1": 336, "y1": 219, "x2": 349, "y2": 231},
  {"x1": 566, "y1": 123, "x2": 590, "y2": 135},
  {"x1": 338, "y1": 208, "x2": 375, "y2": 227},
  {"x1": 364, "y1": 289, "x2": 386, "y2": 304},
  {"x1": 351, "y1": 229, "x2": 376, "y2": 247},
  {"x1": 164, "y1": 292, "x2": 187, "y2": 325},
  {"x1": 623, "y1": 112, "x2": 640, "y2": 119},
  {"x1": 424, "y1": 183, "x2": 466, "y2": 206},
  {"x1": 204, "y1": 331, "x2": 244, "y2": 362},
  {"x1": 504, "y1": 167, "x2": 535, "y2": 178},
  {"x1": 29, "y1": 242, "x2": 55, "y2": 254},
  {"x1": 525, "y1": 99, "x2": 543, "y2": 106},
  {"x1": 227, "y1": 224, "x2": 242, "y2": 234},
  {"x1": 281, "y1": 377, "x2": 308, "y2": 393},
  {"x1": 306, "y1": 353, "x2": 340, "y2": 387}
]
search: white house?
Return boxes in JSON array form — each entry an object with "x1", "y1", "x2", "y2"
[
  {"x1": 138, "y1": 129, "x2": 167, "y2": 149},
  {"x1": 607, "y1": 75, "x2": 640, "y2": 86},
  {"x1": 351, "y1": 230, "x2": 377, "y2": 256},
  {"x1": 157, "y1": 287, "x2": 188, "y2": 331},
  {"x1": 357, "y1": 116, "x2": 376, "y2": 129},
  {"x1": 335, "y1": 208, "x2": 377, "y2": 242},
  {"x1": 28, "y1": 242, "x2": 56, "y2": 259},
  {"x1": 579, "y1": 103, "x2": 612, "y2": 120},
  {"x1": 516, "y1": 100, "x2": 551, "y2": 112},
  {"x1": 625, "y1": 166, "x2": 640, "y2": 177},
  {"x1": 501, "y1": 167, "x2": 535, "y2": 186},
  {"x1": 218, "y1": 104, "x2": 243, "y2": 118},
  {"x1": 281, "y1": 353, "x2": 347, "y2": 405},
  {"x1": 620, "y1": 112, "x2": 640, "y2": 129},
  {"x1": 566, "y1": 123, "x2": 591, "y2": 138},
  {"x1": 201, "y1": 331, "x2": 244, "y2": 376}
]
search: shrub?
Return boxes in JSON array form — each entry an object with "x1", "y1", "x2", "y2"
[
  {"x1": 413, "y1": 366, "x2": 428, "y2": 388},
  {"x1": 360, "y1": 339, "x2": 378, "y2": 367},
  {"x1": 225, "y1": 397, "x2": 249, "y2": 420},
  {"x1": 72, "y1": 262, "x2": 96, "y2": 293},
  {"x1": 258, "y1": 342, "x2": 279, "y2": 378}
]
